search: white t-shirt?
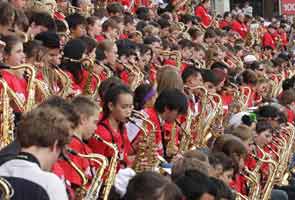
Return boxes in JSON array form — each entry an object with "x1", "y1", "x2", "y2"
[{"x1": 0, "y1": 159, "x2": 68, "y2": 200}]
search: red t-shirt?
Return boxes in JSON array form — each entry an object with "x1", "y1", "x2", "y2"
[
  {"x1": 231, "y1": 20, "x2": 248, "y2": 38},
  {"x1": 88, "y1": 119, "x2": 132, "y2": 167},
  {"x1": 219, "y1": 20, "x2": 231, "y2": 29},
  {"x1": 262, "y1": 32, "x2": 275, "y2": 49},
  {"x1": 194, "y1": 5, "x2": 212, "y2": 27},
  {"x1": 1, "y1": 70, "x2": 28, "y2": 103}
]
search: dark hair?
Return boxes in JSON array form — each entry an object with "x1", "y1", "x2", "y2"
[
  {"x1": 209, "y1": 152, "x2": 234, "y2": 171},
  {"x1": 178, "y1": 39, "x2": 193, "y2": 49},
  {"x1": 102, "y1": 18, "x2": 118, "y2": 32},
  {"x1": 98, "y1": 77, "x2": 123, "y2": 101},
  {"x1": 66, "y1": 13, "x2": 86, "y2": 30},
  {"x1": 136, "y1": 7, "x2": 150, "y2": 21},
  {"x1": 79, "y1": 36, "x2": 97, "y2": 55},
  {"x1": 256, "y1": 105, "x2": 280, "y2": 119},
  {"x1": 107, "y1": 3, "x2": 123, "y2": 15},
  {"x1": 157, "y1": 18, "x2": 170, "y2": 29},
  {"x1": 256, "y1": 120, "x2": 272, "y2": 134},
  {"x1": 282, "y1": 78, "x2": 295, "y2": 91},
  {"x1": 61, "y1": 39, "x2": 86, "y2": 84},
  {"x1": 210, "y1": 62, "x2": 229, "y2": 71},
  {"x1": 223, "y1": 11, "x2": 231, "y2": 19},
  {"x1": 210, "y1": 177, "x2": 236, "y2": 200},
  {"x1": 175, "y1": 170, "x2": 214, "y2": 200},
  {"x1": 134, "y1": 84, "x2": 154, "y2": 110},
  {"x1": 102, "y1": 85, "x2": 132, "y2": 119},
  {"x1": 155, "y1": 88, "x2": 187, "y2": 114},
  {"x1": 125, "y1": 171, "x2": 176, "y2": 200},
  {"x1": 29, "y1": 12, "x2": 56, "y2": 32},
  {"x1": 280, "y1": 89, "x2": 295, "y2": 106},
  {"x1": 116, "y1": 39, "x2": 137, "y2": 58},
  {"x1": 35, "y1": 31, "x2": 60, "y2": 49},
  {"x1": 124, "y1": 14, "x2": 134, "y2": 25},
  {"x1": 181, "y1": 65, "x2": 201, "y2": 83},
  {"x1": 143, "y1": 36, "x2": 161, "y2": 45}
]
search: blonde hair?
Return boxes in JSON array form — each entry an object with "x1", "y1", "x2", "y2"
[{"x1": 157, "y1": 66, "x2": 184, "y2": 93}]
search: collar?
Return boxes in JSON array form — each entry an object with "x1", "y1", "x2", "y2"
[{"x1": 16, "y1": 152, "x2": 41, "y2": 168}]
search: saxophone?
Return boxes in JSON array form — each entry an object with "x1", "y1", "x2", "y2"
[
  {"x1": 0, "y1": 80, "x2": 15, "y2": 150},
  {"x1": 178, "y1": 108, "x2": 193, "y2": 153},
  {"x1": 166, "y1": 122, "x2": 177, "y2": 158},
  {"x1": 65, "y1": 147, "x2": 109, "y2": 200},
  {"x1": 81, "y1": 58, "x2": 95, "y2": 96},
  {"x1": 130, "y1": 110, "x2": 159, "y2": 172},
  {"x1": 92, "y1": 134, "x2": 118, "y2": 200},
  {"x1": 7, "y1": 64, "x2": 37, "y2": 112},
  {"x1": 0, "y1": 177, "x2": 14, "y2": 200}
]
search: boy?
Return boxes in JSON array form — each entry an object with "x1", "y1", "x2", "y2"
[{"x1": 53, "y1": 96, "x2": 100, "y2": 195}]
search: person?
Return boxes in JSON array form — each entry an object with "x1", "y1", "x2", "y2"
[
  {"x1": 194, "y1": 0, "x2": 212, "y2": 28},
  {"x1": 53, "y1": 96, "x2": 100, "y2": 196},
  {"x1": 1, "y1": 35, "x2": 27, "y2": 104},
  {"x1": 88, "y1": 85, "x2": 134, "y2": 168},
  {"x1": 219, "y1": 12, "x2": 232, "y2": 30},
  {"x1": 175, "y1": 170, "x2": 216, "y2": 200},
  {"x1": 262, "y1": 25, "x2": 276, "y2": 50},
  {"x1": 231, "y1": 13, "x2": 248, "y2": 39},
  {"x1": 125, "y1": 171, "x2": 183, "y2": 200},
  {"x1": 66, "y1": 13, "x2": 87, "y2": 39},
  {"x1": 0, "y1": 105, "x2": 71, "y2": 200},
  {"x1": 132, "y1": 88, "x2": 187, "y2": 158}
]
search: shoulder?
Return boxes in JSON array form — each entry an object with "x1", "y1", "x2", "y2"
[{"x1": 40, "y1": 172, "x2": 68, "y2": 200}]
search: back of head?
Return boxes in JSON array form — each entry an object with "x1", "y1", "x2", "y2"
[
  {"x1": 155, "y1": 88, "x2": 187, "y2": 115},
  {"x1": 157, "y1": 67, "x2": 184, "y2": 93},
  {"x1": 175, "y1": 170, "x2": 213, "y2": 200},
  {"x1": 125, "y1": 171, "x2": 169, "y2": 200},
  {"x1": 17, "y1": 106, "x2": 71, "y2": 149}
]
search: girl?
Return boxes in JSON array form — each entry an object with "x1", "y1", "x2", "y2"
[
  {"x1": 1, "y1": 35, "x2": 27, "y2": 103},
  {"x1": 88, "y1": 85, "x2": 134, "y2": 168}
]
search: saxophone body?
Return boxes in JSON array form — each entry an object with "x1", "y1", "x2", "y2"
[
  {"x1": 92, "y1": 134, "x2": 118, "y2": 200},
  {"x1": 65, "y1": 147, "x2": 109, "y2": 200},
  {"x1": 0, "y1": 80, "x2": 15, "y2": 150},
  {"x1": 0, "y1": 177, "x2": 14, "y2": 200},
  {"x1": 166, "y1": 122, "x2": 177, "y2": 158}
]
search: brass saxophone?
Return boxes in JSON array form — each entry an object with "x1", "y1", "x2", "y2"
[
  {"x1": 0, "y1": 177, "x2": 14, "y2": 200},
  {"x1": 130, "y1": 110, "x2": 159, "y2": 172},
  {"x1": 178, "y1": 108, "x2": 193, "y2": 153},
  {"x1": 92, "y1": 134, "x2": 118, "y2": 200},
  {"x1": 8, "y1": 64, "x2": 37, "y2": 112},
  {"x1": 81, "y1": 58, "x2": 101, "y2": 98},
  {"x1": 65, "y1": 147, "x2": 109, "y2": 200},
  {"x1": 158, "y1": 50, "x2": 182, "y2": 70},
  {"x1": 96, "y1": 62, "x2": 113, "y2": 79},
  {"x1": 166, "y1": 122, "x2": 177, "y2": 158},
  {"x1": 0, "y1": 80, "x2": 15, "y2": 149}
]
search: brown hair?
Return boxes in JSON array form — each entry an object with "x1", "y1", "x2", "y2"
[
  {"x1": 229, "y1": 125, "x2": 253, "y2": 142},
  {"x1": 279, "y1": 88, "x2": 295, "y2": 106},
  {"x1": 0, "y1": 2, "x2": 16, "y2": 27},
  {"x1": 71, "y1": 95, "x2": 99, "y2": 118},
  {"x1": 97, "y1": 39, "x2": 115, "y2": 53},
  {"x1": 172, "y1": 150, "x2": 210, "y2": 180},
  {"x1": 17, "y1": 106, "x2": 72, "y2": 148},
  {"x1": 102, "y1": 18, "x2": 119, "y2": 32}
]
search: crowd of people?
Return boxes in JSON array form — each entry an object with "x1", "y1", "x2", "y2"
[{"x1": 0, "y1": 0, "x2": 295, "y2": 199}]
